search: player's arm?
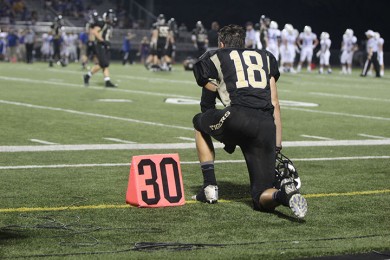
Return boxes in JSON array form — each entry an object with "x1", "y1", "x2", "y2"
[
  {"x1": 268, "y1": 52, "x2": 282, "y2": 150},
  {"x1": 150, "y1": 29, "x2": 158, "y2": 49},
  {"x1": 91, "y1": 26, "x2": 103, "y2": 42},
  {"x1": 271, "y1": 76, "x2": 282, "y2": 150}
]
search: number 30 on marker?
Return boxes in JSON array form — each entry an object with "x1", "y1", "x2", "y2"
[{"x1": 126, "y1": 154, "x2": 186, "y2": 207}]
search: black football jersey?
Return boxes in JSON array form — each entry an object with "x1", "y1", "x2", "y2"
[
  {"x1": 193, "y1": 48, "x2": 280, "y2": 110},
  {"x1": 152, "y1": 23, "x2": 170, "y2": 45},
  {"x1": 91, "y1": 17, "x2": 113, "y2": 43},
  {"x1": 192, "y1": 28, "x2": 208, "y2": 43}
]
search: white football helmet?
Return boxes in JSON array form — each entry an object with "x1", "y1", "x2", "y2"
[
  {"x1": 320, "y1": 32, "x2": 329, "y2": 40},
  {"x1": 365, "y1": 29, "x2": 374, "y2": 37},
  {"x1": 345, "y1": 28, "x2": 353, "y2": 37},
  {"x1": 284, "y1": 23, "x2": 293, "y2": 32},
  {"x1": 374, "y1": 32, "x2": 380, "y2": 39},
  {"x1": 270, "y1": 21, "x2": 278, "y2": 29},
  {"x1": 304, "y1": 25, "x2": 311, "y2": 34}
]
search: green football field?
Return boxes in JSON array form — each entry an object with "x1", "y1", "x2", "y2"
[{"x1": 0, "y1": 62, "x2": 389, "y2": 259}]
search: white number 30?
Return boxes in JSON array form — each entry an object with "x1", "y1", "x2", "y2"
[{"x1": 229, "y1": 50, "x2": 268, "y2": 89}]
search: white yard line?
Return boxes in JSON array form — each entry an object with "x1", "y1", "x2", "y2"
[
  {"x1": 29, "y1": 139, "x2": 58, "y2": 145},
  {"x1": 1, "y1": 139, "x2": 390, "y2": 153},
  {"x1": 177, "y1": 137, "x2": 195, "y2": 141},
  {"x1": 0, "y1": 76, "x2": 195, "y2": 99},
  {"x1": 1, "y1": 156, "x2": 389, "y2": 170},
  {"x1": 358, "y1": 133, "x2": 388, "y2": 139},
  {"x1": 103, "y1": 137, "x2": 136, "y2": 144},
  {"x1": 309, "y1": 92, "x2": 390, "y2": 102},
  {"x1": 300, "y1": 135, "x2": 334, "y2": 140},
  {"x1": 0, "y1": 99, "x2": 194, "y2": 131},
  {"x1": 283, "y1": 107, "x2": 390, "y2": 121}
]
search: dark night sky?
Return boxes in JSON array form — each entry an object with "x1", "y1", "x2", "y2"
[{"x1": 154, "y1": 0, "x2": 389, "y2": 51}]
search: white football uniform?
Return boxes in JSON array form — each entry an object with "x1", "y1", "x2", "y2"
[
  {"x1": 299, "y1": 32, "x2": 317, "y2": 62},
  {"x1": 378, "y1": 37, "x2": 384, "y2": 66},
  {"x1": 40, "y1": 33, "x2": 53, "y2": 56},
  {"x1": 280, "y1": 29, "x2": 297, "y2": 63},
  {"x1": 267, "y1": 28, "x2": 281, "y2": 60},
  {"x1": 319, "y1": 38, "x2": 331, "y2": 66},
  {"x1": 340, "y1": 34, "x2": 357, "y2": 65}
]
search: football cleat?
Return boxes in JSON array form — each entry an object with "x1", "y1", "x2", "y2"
[
  {"x1": 192, "y1": 185, "x2": 218, "y2": 204},
  {"x1": 280, "y1": 177, "x2": 307, "y2": 219},
  {"x1": 105, "y1": 80, "x2": 117, "y2": 88},
  {"x1": 83, "y1": 74, "x2": 90, "y2": 86}
]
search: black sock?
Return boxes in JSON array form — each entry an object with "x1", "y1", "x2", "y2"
[
  {"x1": 272, "y1": 190, "x2": 288, "y2": 206},
  {"x1": 200, "y1": 161, "x2": 217, "y2": 186}
]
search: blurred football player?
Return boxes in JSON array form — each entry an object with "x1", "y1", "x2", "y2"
[
  {"x1": 149, "y1": 14, "x2": 170, "y2": 70},
  {"x1": 191, "y1": 21, "x2": 208, "y2": 58},
  {"x1": 297, "y1": 25, "x2": 318, "y2": 72},
  {"x1": 340, "y1": 29, "x2": 357, "y2": 74},
  {"x1": 267, "y1": 20, "x2": 281, "y2": 61},
  {"x1": 375, "y1": 32, "x2": 384, "y2": 76},
  {"x1": 280, "y1": 23, "x2": 297, "y2": 73},
  {"x1": 83, "y1": 11, "x2": 99, "y2": 69},
  {"x1": 318, "y1": 32, "x2": 331, "y2": 74},
  {"x1": 245, "y1": 21, "x2": 257, "y2": 49},
  {"x1": 361, "y1": 30, "x2": 380, "y2": 77},
  {"x1": 160, "y1": 17, "x2": 177, "y2": 71},
  {"x1": 259, "y1": 15, "x2": 270, "y2": 50},
  {"x1": 40, "y1": 31, "x2": 53, "y2": 62},
  {"x1": 83, "y1": 9, "x2": 117, "y2": 87},
  {"x1": 191, "y1": 24, "x2": 307, "y2": 219},
  {"x1": 49, "y1": 15, "x2": 66, "y2": 67}
]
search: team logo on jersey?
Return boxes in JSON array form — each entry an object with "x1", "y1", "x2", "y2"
[{"x1": 209, "y1": 111, "x2": 230, "y2": 131}]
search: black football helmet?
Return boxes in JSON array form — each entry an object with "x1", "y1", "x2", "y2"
[
  {"x1": 103, "y1": 9, "x2": 117, "y2": 26},
  {"x1": 88, "y1": 10, "x2": 99, "y2": 24},
  {"x1": 54, "y1": 15, "x2": 64, "y2": 26},
  {"x1": 274, "y1": 152, "x2": 301, "y2": 190}
]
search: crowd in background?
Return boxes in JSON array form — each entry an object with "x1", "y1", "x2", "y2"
[{"x1": 0, "y1": 9, "x2": 385, "y2": 77}]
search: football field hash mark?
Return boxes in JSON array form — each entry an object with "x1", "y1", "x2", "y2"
[
  {"x1": 103, "y1": 138, "x2": 136, "y2": 144},
  {"x1": 300, "y1": 135, "x2": 334, "y2": 140},
  {"x1": 358, "y1": 133, "x2": 388, "y2": 139},
  {"x1": 29, "y1": 139, "x2": 58, "y2": 145}
]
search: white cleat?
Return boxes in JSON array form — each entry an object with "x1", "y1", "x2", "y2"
[
  {"x1": 281, "y1": 177, "x2": 308, "y2": 219},
  {"x1": 289, "y1": 194, "x2": 308, "y2": 219},
  {"x1": 192, "y1": 185, "x2": 218, "y2": 204}
]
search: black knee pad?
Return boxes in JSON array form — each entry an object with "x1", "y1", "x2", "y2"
[{"x1": 192, "y1": 113, "x2": 202, "y2": 131}]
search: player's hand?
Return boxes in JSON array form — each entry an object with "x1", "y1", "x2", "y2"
[{"x1": 276, "y1": 146, "x2": 282, "y2": 155}]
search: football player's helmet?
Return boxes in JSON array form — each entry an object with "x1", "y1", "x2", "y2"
[
  {"x1": 270, "y1": 21, "x2": 278, "y2": 29},
  {"x1": 320, "y1": 32, "x2": 329, "y2": 40},
  {"x1": 304, "y1": 25, "x2": 311, "y2": 34},
  {"x1": 284, "y1": 23, "x2": 294, "y2": 34},
  {"x1": 103, "y1": 9, "x2": 117, "y2": 26},
  {"x1": 54, "y1": 15, "x2": 64, "y2": 26},
  {"x1": 345, "y1": 28, "x2": 353, "y2": 37},
  {"x1": 157, "y1": 14, "x2": 165, "y2": 25},
  {"x1": 196, "y1": 21, "x2": 203, "y2": 30},
  {"x1": 274, "y1": 152, "x2": 301, "y2": 190}
]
